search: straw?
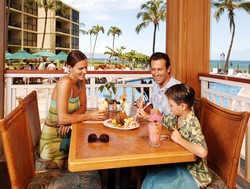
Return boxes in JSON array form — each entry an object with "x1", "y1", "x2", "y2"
[
  {"x1": 132, "y1": 102, "x2": 151, "y2": 120},
  {"x1": 138, "y1": 97, "x2": 144, "y2": 109},
  {"x1": 142, "y1": 102, "x2": 151, "y2": 110}
]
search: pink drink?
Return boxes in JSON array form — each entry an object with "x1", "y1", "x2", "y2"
[
  {"x1": 148, "y1": 113, "x2": 162, "y2": 147},
  {"x1": 149, "y1": 114, "x2": 162, "y2": 122},
  {"x1": 148, "y1": 121, "x2": 162, "y2": 147}
]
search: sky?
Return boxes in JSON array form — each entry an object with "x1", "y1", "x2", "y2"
[{"x1": 62, "y1": 0, "x2": 250, "y2": 61}]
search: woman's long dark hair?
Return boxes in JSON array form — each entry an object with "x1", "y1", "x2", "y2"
[{"x1": 66, "y1": 50, "x2": 87, "y2": 68}]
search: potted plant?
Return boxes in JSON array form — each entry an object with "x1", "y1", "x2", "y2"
[{"x1": 98, "y1": 82, "x2": 118, "y2": 111}]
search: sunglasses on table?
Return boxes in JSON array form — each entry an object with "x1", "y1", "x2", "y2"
[{"x1": 88, "y1": 133, "x2": 109, "y2": 143}]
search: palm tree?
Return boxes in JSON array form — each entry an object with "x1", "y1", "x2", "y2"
[
  {"x1": 27, "y1": 0, "x2": 65, "y2": 49},
  {"x1": 88, "y1": 28, "x2": 95, "y2": 59},
  {"x1": 136, "y1": 0, "x2": 166, "y2": 53},
  {"x1": 79, "y1": 23, "x2": 92, "y2": 58},
  {"x1": 79, "y1": 23, "x2": 87, "y2": 34},
  {"x1": 212, "y1": 0, "x2": 250, "y2": 74},
  {"x1": 91, "y1": 25, "x2": 105, "y2": 59},
  {"x1": 104, "y1": 46, "x2": 126, "y2": 61},
  {"x1": 107, "y1": 26, "x2": 122, "y2": 50}
]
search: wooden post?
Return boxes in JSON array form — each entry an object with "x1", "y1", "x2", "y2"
[
  {"x1": 166, "y1": 0, "x2": 210, "y2": 97},
  {"x1": 0, "y1": 0, "x2": 6, "y2": 118}
]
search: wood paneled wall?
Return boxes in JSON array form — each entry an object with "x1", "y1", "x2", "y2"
[{"x1": 166, "y1": 0, "x2": 210, "y2": 97}]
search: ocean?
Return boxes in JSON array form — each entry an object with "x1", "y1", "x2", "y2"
[
  {"x1": 92, "y1": 58, "x2": 250, "y2": 73},
  {"x1": 210, "y1": 60, "x2": 250, "y2": 72}
]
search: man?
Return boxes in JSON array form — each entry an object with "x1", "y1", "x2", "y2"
[
  {"x1": 47, "y1": 62, "x2": 56, "y2": 70},
  {"x1": 136, "y1": 52, "x2": 180, "y2": 116},
  {"x1": 38, "y1": 62, "x2": 46, "y2": 70},
  {"x1": 135, "y1": 52, "x2": 180, "y2": 189}
]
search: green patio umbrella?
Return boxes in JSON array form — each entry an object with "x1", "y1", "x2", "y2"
[
  {"x1": 49, "y1": 51, "x2": 68, "y2": 61},
  {"x1": 5, "y1": 51, "x2": 12, "y2": 59},
  {"x1": 10, "y1": 50, "x2": 37, "y2": 59},
  {"x1": 33, "y1": 49, "x2": 55, "y2": 57}
]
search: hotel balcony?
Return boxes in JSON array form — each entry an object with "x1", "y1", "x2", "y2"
[
  {"x1": 56, "y1": 27, "x2": 70, "y2": 34},
  {"x1": 9, "y1": 2, "x2": 21, "y2": 11},
  {"x1": 8, "y1": 38, "x2": 21, "y2": 46},
  {"x1": 8, "y1": 21, "x2": 21, "y2": 28}
]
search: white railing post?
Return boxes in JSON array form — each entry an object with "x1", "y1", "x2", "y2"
[
  {"x1": 200, "y1": 79, "x2": 209, "y2": 98},
  {"x1": 89, "y1": 77, "x2": 96, "y2": 108},
  {"x1": 5, "y1": 77, "x2": 12, "y2": 114}
]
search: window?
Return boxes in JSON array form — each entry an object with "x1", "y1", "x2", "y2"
[
  {"x1": 72, "y1": 10, "x2": 79, "y2": 23},
  {"x1": 71, "y1": 23, "x2": 79, "y2": 36},
  {"x1": 23, "y1": 32, "x2": 37, "y2": 47},
  {"x1": 71, "y1": 37, "x2": 79, "y2": 49},
  {"x1": 23, "y1": 15, "x2": 37, "y2": 31}
]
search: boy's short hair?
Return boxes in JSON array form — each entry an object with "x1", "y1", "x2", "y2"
[{"x1": 165, "y1": 83, "x2": 195, "y2": 109}]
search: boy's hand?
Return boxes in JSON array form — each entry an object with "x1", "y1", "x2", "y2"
[{"x1": 171, "y1": 128, "x2": 182, "y2": 144}]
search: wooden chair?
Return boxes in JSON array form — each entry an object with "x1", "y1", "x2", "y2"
[
  {"x1": 199, "y1": 98, "x2": 249, "y2": 189},
  {"x1": 0, "y1": 103, "x2": 102, "y2": 189},
  {"x1": 19, "y1": 91, "x2": 41, "y2": 150},
  {"x1": 19, "y1": 90, "x2": 58, "y2": 171}
]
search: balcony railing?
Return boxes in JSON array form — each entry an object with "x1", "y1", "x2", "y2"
[
  {"x1": 56, "y1": 12, "x2": 70, "y2": 20},
  {"x1": 4, "y1": 70, "x2": 152, "y2": 121},
  {"x1": 199, "y1": 73, "x2": 250, "y2": 185},
  {"x1": 10, "y1": 2, "x2": 21, "y2": 11},
  {"x1": 9, "y1": 21, "x2": 21, "y2": 28},
  {"x1": 8, "y1": 39, "x2": 21, "y2": 45},
  {"x1": 56, "y1": 27, "x2": 70, "y2": 34},
  {"x1": 56, "y1": 42, "x2": 70, "y2": 48}
]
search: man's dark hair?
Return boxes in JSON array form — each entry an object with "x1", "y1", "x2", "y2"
[{"x1": 149, "y1": 52, "x2": 171, "y2": 70}]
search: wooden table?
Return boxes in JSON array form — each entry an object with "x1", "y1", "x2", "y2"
[{"x1": 68, "y1": 120, "x2": 196, "y2": 172}]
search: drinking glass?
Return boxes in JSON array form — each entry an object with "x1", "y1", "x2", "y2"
[
  {"x1": 148, "y1": 121, "x2": 162, "y2": 147},
  {"x1": 98, "y1": 101, "x2": 106, "y2": 111},
  {"x1": 148, "y1": 111, "x2": 162, "y2": 147}
]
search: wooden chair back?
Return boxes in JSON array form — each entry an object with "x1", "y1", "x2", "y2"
[
  {"x1": 200, "y1": 98, "x2": 249, "y2": 189},
  {"x1": 19, "y1": 90, "x2": 41, "y2": 149},
  {"x1": 193, "y1": 98, "x2": 202, "y2": 121},
  {"x1": 0, "y1": 103, "x2": 35, "y2": 188}
]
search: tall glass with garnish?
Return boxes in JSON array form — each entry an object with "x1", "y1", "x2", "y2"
[{"x1": 148, "y1": 109, "x2": 162, "y2": 147}]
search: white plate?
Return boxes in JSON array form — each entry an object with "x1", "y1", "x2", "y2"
[{"x1": 103, "y1": 119, "x2": 140, "y2": 130}]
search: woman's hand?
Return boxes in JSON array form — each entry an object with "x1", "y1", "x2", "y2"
[
  {"x1": 58, "y1": 125, "x2": 71, "y2": 137},
  {"x1": 88, "y1": 110, "x2": 109, "y2": 121},
  {"x1": 171, "y1": 128, "x2": 182, "y2": 144}
]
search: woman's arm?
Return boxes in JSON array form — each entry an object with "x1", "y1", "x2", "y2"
[{"x1": 56, "y1": 78, "x2": 107, "y2": 124}]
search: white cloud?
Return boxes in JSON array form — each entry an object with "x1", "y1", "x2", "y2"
[
  {"x1": 62, "y1": 0, "x2": 146, "y2": 22},
  {"x1": 63, "y1": 0, "x2": 145, "y2": 11}
]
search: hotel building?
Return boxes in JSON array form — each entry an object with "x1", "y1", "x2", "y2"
[{"x1": 6, "y1": 0, "x2": 79, "y2": 54}]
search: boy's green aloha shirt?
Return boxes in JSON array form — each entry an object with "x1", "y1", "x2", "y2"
[{"x1": 162, "y1": 111, "x2": 212, "y2": 187}]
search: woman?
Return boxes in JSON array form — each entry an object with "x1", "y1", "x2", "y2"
[{"x1": 39, "y1": 50, "x2": 107, "y2": 168}]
